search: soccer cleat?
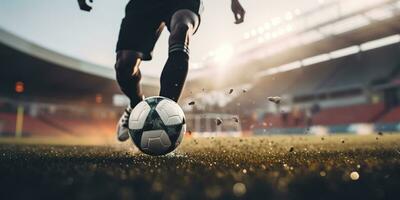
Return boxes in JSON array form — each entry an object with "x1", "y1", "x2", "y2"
[{"x1": 116, "y1": 105, "x2": 133, "y2": 142}]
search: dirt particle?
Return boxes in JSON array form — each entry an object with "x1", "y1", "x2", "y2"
[
  {"x1": 350, "y1": 171, "x2": 360, "y2": 181},
  {"x1": 233, "y1": 182, "x2": 246, "y2": 197},
  {"x1": 267, "y1": 96, "x2": 281, "y2": 104},
  {"x1": 216, "y1": 118, "x2": 223, "y2": 126}
]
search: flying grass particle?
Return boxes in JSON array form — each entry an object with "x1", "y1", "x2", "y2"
[
  {"x1": 188, "y1": 101, "x2": 195, "y2": 106},
  {"x1": 216, "y1": 118, "x2": 223, "y2": 126},
  {"x1": 320, "y1": 171, "x2": 327, "y2": 177},
  {"x1": 267, "y1": 96, "x2": 281, "y2": 104},
  {"x1": 229, "y1": 89, "x2": 234, "y2": 94},
  {"x1": 233, "y1": 182, "x2": 246, "y2": 197},
  {"x1": 350, "y1": 171, "x2": 360, "y2": 181}
]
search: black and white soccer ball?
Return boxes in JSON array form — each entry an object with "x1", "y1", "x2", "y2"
[{"x1": 128, "y1": 96, "x2": 186, "y2": 156}]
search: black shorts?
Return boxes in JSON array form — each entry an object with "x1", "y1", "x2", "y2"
[{"x1": 116, "y1": 0, "x2": 204, "y2": 60}]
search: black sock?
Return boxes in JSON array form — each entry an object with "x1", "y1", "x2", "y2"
[{"x1": 160, "y1": 49, "x2": 189, "y2": 102}]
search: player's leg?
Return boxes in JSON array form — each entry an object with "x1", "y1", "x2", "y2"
[
  {"x1": 114, "y1": 50, "x2": 144, "y2": 141},
  {"x1": 115, "y1": 0, "x2": 165, "y2": 142},
  {"x1": 115, "y1": 50, "x2": 144, "y2": 108},
  {"x1": 160, "y1": 9, "x2": 200, "y2": 102}
]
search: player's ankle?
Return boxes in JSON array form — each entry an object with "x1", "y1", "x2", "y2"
[
  {"x1": 130, "y1": 102, "x2": 139, "y2": 108},
  {"x1": 130, "y1": 96, "x2": 145, "y2": 108}
]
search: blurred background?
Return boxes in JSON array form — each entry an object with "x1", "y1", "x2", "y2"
[{"x1": 1, "y1": 0, "x2": 400, "y2": 143}]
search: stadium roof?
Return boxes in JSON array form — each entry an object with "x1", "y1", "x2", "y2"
[
  {"x1": 0, "y1": 28, "x2": 159, "y2": 104},
  {"x1": 0, "y1": 28, "x2": 158, "y2": 86},
  {"x1": 190, "y1": 0, "x2": 400, "y2": 88}
]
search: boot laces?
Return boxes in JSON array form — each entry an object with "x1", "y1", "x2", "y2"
[{"x1": 121, "y1": 107, "x2": 132, "y2": 128}]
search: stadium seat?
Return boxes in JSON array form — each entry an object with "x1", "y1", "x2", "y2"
[
  {"x1": 312, "y1": 103, "x2": 385, "y2": 126},
  {"x1": 379, "y1": 106, "x2": 400, "y2": 123}
]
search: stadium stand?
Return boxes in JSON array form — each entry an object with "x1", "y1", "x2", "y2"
[
  {"x1": 0, "y1": 28, "x2": 138, "y2": 138},
  {"x1": 0, "y1": 113, "x2": 68, "y2": 137},
  {"x1": 316, "y1": 44, "x2": 400, "y2": 92},
  {"x1": 229, "y1": 43, "x2": 398, "y2": 113},
  {"x1": 288, "y1": 63, "x2": 338, "y2": 96},
  {"x1": 181, "y1": 0, "x2": 400, "y2": 135},
  {"x1": 312, "y1": 103, "x2": 385, "y2": 125},
  {"x1": 379, "y1": 106, "x2": 400, "y2": 123},
  {"x1": 0, "y1": 111, "x2": 117, "y2": 138},
  {"x1": 223, "y1": 40, "x2": 400, "y2": 133}
]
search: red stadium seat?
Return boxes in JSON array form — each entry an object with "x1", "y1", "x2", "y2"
[
  {"x1": 0, "y1": 112, "x2": 116, "y2": 137},
  {"x1": 379, "y1": 106, "x2": 400, "y2": 123},
  {"x1": 312, "y1": 103, "x2": 385, "y2": 126}
]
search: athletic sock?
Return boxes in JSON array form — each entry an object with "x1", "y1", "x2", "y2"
[{"x1": 160, "y1": 45, "x2": 190, "y2": 102}]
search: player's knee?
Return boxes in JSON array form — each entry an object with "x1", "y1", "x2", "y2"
[
  {"x1": 115, "y1": 51, "x2": 141, "y2": 78},
  {"x1": 169, "y1": 9, "x2": 198, "y2": 34},
  {"x1": 169, "y1": 23, "x2": 191, "y2": 44}
]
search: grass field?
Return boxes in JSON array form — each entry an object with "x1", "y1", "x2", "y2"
[{"x1": 1, "y1": 134, "x2": 399, "y2": 200}]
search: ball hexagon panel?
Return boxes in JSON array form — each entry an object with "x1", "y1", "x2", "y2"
[
  {"x1": 140, "y1": 130, "x2": 172, "y2": 155},
  {"x1": 156, "y1": 99, "x2": 185, "y2": 126},
  {"x1": 129, "y1": 101, "x2": 151, "y2": 130}
]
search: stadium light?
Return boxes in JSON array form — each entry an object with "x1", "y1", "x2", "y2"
[
  {"x1": 294, "y1": 9, "x2": 302, "y2": 16},
  {"x1": 256, "y1": 61, "x2": 302, "y2": 78},
  {"x1": 360, "y1": 34, "x2": 400, "y2": 51},
  {"x1": 284, "y1": 12, "x2": 294, "y2": 21},
  {"x1": 277, "y1": 61, "x2": 303, "y2": 72},
  {"x1": 95, "y1": 94, "x2": 103, "y2": 104},
  {"x1": 302, "y1": 54, "x2": 331, "y2": 66},
  {"x1": 263, "y1": 22, "x2": 271, "y2": 30},
  {"x1": 329, "y1": 46, "x2": 360, "y2": 59},
  {"x1": 213, "y1": 44, "x2": 234, "y2": 64},
  {"x1": 300, "y1": 31, "x2": 324, "y2": 44},
  {"x1": 365, "y1": 6, "x2": 394, "y2": 21},
  {"x1": 271, "y1": 17, "x2": 282, "y2": 26},
  {"x1": 332, "y1": 15, "x2": 370, "y2": 35},
  {"x1": 257, "y1": 33, "x2": 400, "y2": 79},
  {"x1": 244, "y1": 32, "x2": 250, "y2": 39},
  {"x1": 15, "y1": 81, "x2": 24, "y2": 93},
  {"x1": 205, "y1": 0, "x2": 398, "y2": 67}
]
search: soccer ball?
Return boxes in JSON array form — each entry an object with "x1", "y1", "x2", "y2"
[{"x1": 128, "y1": 96, "x2": 186, "y2": 156}]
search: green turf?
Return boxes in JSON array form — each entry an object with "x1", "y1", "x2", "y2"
[{"x1": 0, "y1": 135, "x2": 399, "y2": 200}]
